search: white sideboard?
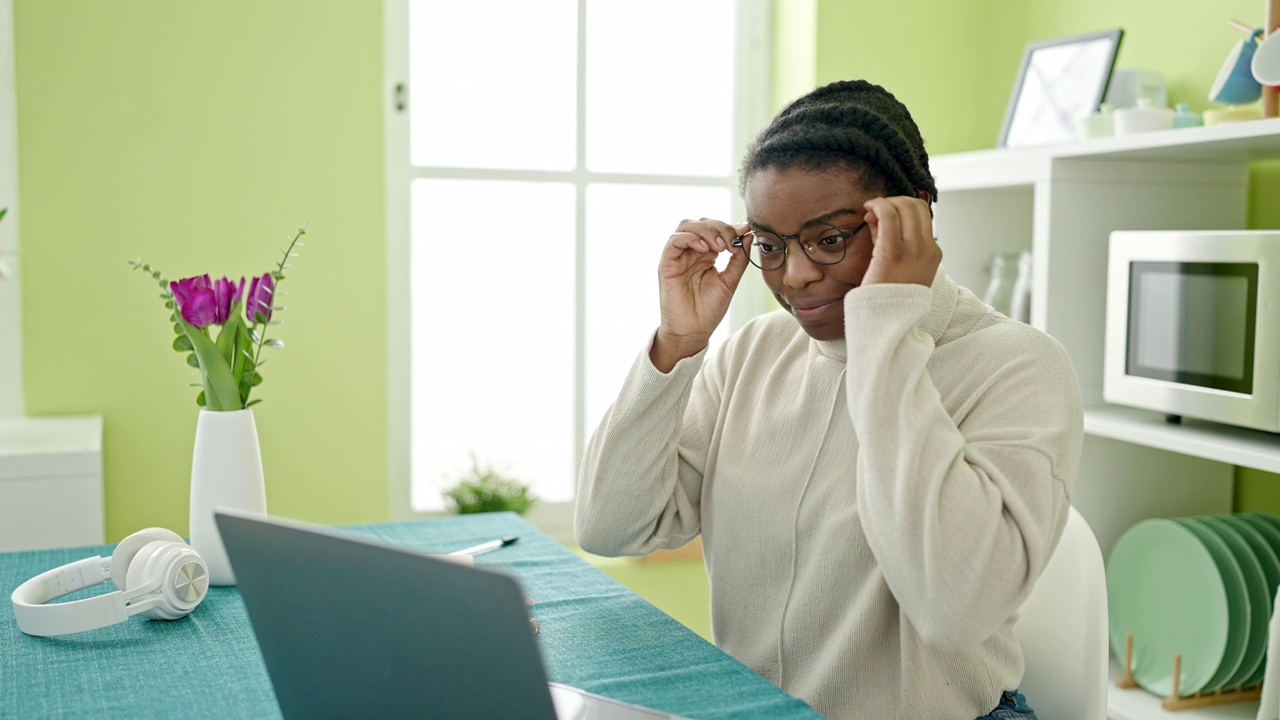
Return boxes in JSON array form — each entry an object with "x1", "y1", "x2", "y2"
[
  {"x1": 0, "y1": 414, "x2": 103, "y2": 551},
  {"x1": 931, "y1": 117, "x2": 1280, "y2": 720}
]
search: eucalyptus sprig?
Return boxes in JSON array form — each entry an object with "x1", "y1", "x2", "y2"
[{"x1": 129, "y1": 224, "x2": 307, "y2": 410}]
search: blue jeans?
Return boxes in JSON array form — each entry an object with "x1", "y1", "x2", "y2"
[{"x1": 977, "y1": 690, "x2": 1037, "y2": 719}]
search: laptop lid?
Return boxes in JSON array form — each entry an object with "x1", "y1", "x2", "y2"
[{"x1": 215, "y1": 511, "x2": 557, "y2": 719}]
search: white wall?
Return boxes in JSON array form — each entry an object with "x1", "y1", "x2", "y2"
[{"x1": 0, "y1": 0, "x2": 22, "y2": 417}]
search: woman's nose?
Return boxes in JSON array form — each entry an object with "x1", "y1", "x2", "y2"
[{"x1": 781, "y1": 245, "x2": 822, "y2": 288}]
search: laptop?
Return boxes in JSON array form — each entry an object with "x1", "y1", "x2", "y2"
[{"x1": 215, "y1": 511, "x2": 686, "y2": 720}]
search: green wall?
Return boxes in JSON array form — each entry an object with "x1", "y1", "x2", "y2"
[{"x1": 14, "y1": 1, "x2": 389, "y2": 540}]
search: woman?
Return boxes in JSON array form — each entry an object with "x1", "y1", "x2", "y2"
[{"x1": 575, "y1": 79, "x2": 1083, "y2": 720}]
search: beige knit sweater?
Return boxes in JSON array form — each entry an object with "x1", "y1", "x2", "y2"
[{"x1": 575, "y1": 271, "x2": 1084, "y2": 719}]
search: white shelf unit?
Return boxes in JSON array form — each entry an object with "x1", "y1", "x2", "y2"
[
  {"x1": 931, "y1": 118, "x2": 1280, "y2": 720},
  {"x1": 0, "y1": 415, "x2": 103, "y2": 551}
]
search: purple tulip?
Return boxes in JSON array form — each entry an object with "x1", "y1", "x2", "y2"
[
  {"x1": 212, "y1": 276, "x2": 245, "y2": 325},
  {"x1": 246, "y1": 273, "x2": 276, "y2": 324},
  {"x1": 170, "y1": 275, "x2": 211, "y2": 309},
  {"x1": 170, "y1": 275, "x2": 219, "y2": 328}
]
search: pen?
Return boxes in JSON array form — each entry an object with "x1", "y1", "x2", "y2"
[{"x1": 449, "y1": 535, "x2": 519, "y2": 557}]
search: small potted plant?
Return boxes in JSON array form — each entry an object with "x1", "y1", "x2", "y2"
[{"x1": 443, "y1": 454, "x2": 536, "y2": 515}]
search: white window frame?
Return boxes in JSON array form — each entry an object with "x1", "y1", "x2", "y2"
[
  {"x1": 0, "y1": 0, "x2": 22, "y2": 418},
  {"x1": 383, "y1": 0, "x2": 772, "y2": 541}
]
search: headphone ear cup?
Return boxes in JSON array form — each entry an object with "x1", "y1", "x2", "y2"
[
  {"x1": 110, "y1": 528, "x2": 185, "y2": 591},
  {"x1": 125, "y1": 540, "x2": 209, "y2": 620}
]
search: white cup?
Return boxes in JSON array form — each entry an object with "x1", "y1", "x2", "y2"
[
  {"x1": 1114, "y1": 98, "x2": 1174, "y2": 136},
  {"x1": 1254, "y1": 30, "x2": 1280, "y2": 86}
]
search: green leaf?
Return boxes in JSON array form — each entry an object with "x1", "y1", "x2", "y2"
[
  {"x1": 265, "y1": 338, "x2": 284, "y2": 349},
  {"x1": 196, "y1": 391, "x2": 206, "y2": 407},
  {"x1": 271, "y1": 271, "x2": 285, "y2": 281},
  {"x1": 247, "y1": 371, "x2": 263, "y2": 386},
  {"x1": 215, "y1": 310, "x2": 246, "y2": 368},
  {"x1": 245, "y1": 399, "x2": 263, "y2": 408},
  {"x1": 186, "y1": 353, "x2": 200, "y2": 368},
  {"x1": 172, "y1": 335, "x2": 193, "y2": 352},
  {"x1": 165, "y1": 301, "x2": 175, "y2": 309},
  {"x1": 173, "y1": 323, "x2": 183, "y2": 335},
  {"x1": 177, "y1": 316, "x2": 242, "y2": 411}
]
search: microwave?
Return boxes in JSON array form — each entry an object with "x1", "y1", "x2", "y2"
[{"x1": 1104, "y1": 230, "x2": 1280, "y2": 432}]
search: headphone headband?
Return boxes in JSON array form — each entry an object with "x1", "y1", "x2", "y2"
[{"x1": 9, "y1": 531, "x2": 208, "y2": 637}]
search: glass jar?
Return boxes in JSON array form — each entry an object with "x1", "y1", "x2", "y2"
[
  {"x1": 982, "y1": 251, "x2": 1021, "y2": 317},
  {"x1": 1010, "y1": 250, "x2": 1033, "y2": 323}
]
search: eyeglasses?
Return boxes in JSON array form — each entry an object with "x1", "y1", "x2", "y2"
[{"x1": 730, "y1": 222, "x2": 867, "y2": 271}]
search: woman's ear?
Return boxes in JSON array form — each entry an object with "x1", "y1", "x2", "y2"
[{"x1": 917, "y1": 190, "x2": 932, "y2": 203}]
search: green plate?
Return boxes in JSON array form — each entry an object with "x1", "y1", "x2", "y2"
[
  {"x1": 1218, "y1": 514, "x2": 1280, "y2": 687},
  {"x1": 1173, "y1": 518, "x2": 1248, "y2": 693},
  {"x1": 1107, "y1": 518, "x2": 1228, "y2": 697},
  {"x1": 1237, "y1": 513, "x2": 1280, "y2": 592},
  {"x1": 1247, "y1": 511, "x2": 1280, "y2": 538},
  {"x1": 1198, "y1": 516, "x2": 1267, "y2": 689}
]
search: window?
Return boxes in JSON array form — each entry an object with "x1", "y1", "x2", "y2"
[
  {"x1": 386, "y1": 0, "x2": 770, "y2": 515},
  {"x1": 0, "y1": 0, "x2": 21, "y2": 417}
]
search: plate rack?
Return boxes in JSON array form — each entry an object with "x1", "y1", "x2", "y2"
[{"x1": 1116, "y1": 634, "x2": 1263, "y2": 711}]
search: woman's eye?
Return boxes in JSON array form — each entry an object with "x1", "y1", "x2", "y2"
[
  {"x1": 757, "y1": 242, "x2": 781, "y2": 255},
  {"x1": 817, "y1": 234, "x2": 843, "y2": 247}
]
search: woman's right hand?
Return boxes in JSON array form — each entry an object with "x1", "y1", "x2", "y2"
[{"x1": 650, "y1": 218, "x2": 752, "y2": 373}]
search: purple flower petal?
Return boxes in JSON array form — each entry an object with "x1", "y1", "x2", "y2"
[
  {"x1": 246, "y1": 273, "x2": 276, "y2": 324},
  {"x1": 170, "y1": 274, "x2": 212, "y2": 310},
  {"x1": 180, "y1": 286, "x2": 219, "y2": 328},
  {"x1": 212, "y1": 276, "x2": 242, "y2": 325}
]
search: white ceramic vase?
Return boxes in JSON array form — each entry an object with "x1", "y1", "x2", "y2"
[{"x1": 189, "y1": 408, "x2": 267, "y2": 586}]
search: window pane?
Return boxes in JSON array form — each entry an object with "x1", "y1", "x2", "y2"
[
  {"x1": 584, "y1": 184, "x2": 732, "y2": 436},
  {"x1": 410, "y1": 179, "x2": 576, "y2": 511},
  {"x1": 409, "y1": 0, "x2": 577, "y2": 170},
  {"x1": 585, "y1": 0, "x2": 736, "y2": 176}
]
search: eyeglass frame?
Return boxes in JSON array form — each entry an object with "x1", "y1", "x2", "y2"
[{"x1": 730, "y1": 221, "x2": 869, "y2": 271}]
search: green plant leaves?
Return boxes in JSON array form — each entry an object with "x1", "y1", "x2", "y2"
[
  {"x1": 442, "y1": 455, "x2": 537, "y2": 515},
  {"x1": 177, "y1": 316, "x2": 242, "y2": 411}
]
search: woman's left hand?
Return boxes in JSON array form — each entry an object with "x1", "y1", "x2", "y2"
[{"x1": 860, "y1": 195, "x2": 941, "y2": 288}]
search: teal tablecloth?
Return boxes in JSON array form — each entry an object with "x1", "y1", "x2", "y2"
[{"x1": 0, "y1": 512, "x2": 819, "y2": 719}]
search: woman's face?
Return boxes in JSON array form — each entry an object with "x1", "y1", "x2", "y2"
[{"x1": 743, "y1": 165, "x2": 880, "y2": 341}]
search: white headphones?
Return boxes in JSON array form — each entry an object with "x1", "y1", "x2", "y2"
[{"x1": 10, "y1": 527, "x2": 209, "y2": 637}]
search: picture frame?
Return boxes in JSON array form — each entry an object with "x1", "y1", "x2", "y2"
[{"x1": 999, "y1": 29, "x2": 1124, "y2": 148}]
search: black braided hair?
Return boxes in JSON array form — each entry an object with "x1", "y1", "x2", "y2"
[{"x1": 739, "y1": 79, "x2": 937, "y2": 205}]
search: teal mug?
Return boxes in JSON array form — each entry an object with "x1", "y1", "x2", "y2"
[{"x1": 1210, "y1": 29, "x2": 1264, "y2": 104}]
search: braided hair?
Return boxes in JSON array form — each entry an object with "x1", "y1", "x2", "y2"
[{"x1": 739, "y1": 79, "x2": 937, "y2": 205}]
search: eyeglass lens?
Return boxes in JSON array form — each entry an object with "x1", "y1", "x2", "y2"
[{"x1": 738, "y1": 223, "x2": 857, "y2": 270}]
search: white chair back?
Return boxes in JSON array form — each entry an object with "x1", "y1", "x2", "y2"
[{"x1": 1013, "y1": 505, "x2": 1109, "y2": 720}]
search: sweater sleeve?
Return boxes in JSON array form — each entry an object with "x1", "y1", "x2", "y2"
[
  {"x1": 845, "y1": 284, "x2": 1083, "y2": 652},
  {"x1": 574, "y1": 334, "x2": 721, "y2": 557}
]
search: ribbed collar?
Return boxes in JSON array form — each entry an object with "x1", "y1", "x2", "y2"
[{"x1": 813, "y1": 267, "x2": 957, "y2": 362}]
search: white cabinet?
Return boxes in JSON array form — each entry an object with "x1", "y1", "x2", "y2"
[
  {"x1": 931, "y1": 118, "x2": 1280, "y2": 720},
  {"x1": 0, "y1": 415, "x2": 103, "y2": 551}
]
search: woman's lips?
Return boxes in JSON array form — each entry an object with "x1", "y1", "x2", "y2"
[{"x1": 790, "y1": 298, "x2": 841, "y2": 322}]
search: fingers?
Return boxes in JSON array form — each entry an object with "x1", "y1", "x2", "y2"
[
  {"x1": 864, "y1": 196, "x2": 933, "y2": 252},
  {"x1": 862, "y1": 196, "x2": 940, "y2": 287},
  {"x1": 667, "y1": 218, "x2": 742, "y2": 254}
]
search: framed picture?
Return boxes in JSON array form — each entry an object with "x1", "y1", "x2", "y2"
[{"x1": 999, "y1": 29, "x2": 1124, "y2": 148}]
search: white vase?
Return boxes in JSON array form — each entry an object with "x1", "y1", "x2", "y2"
[{"x1": 188, "y1": 408, "x2": 267, "y2": 586}]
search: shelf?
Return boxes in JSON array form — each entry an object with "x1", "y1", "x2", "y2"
[
  {"x1": 1085, "y1": 405, "x2": 1280, "y2": 475},
  {"x1": 932, "y1": 117, "x2": 1280, "y2": 192}
]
